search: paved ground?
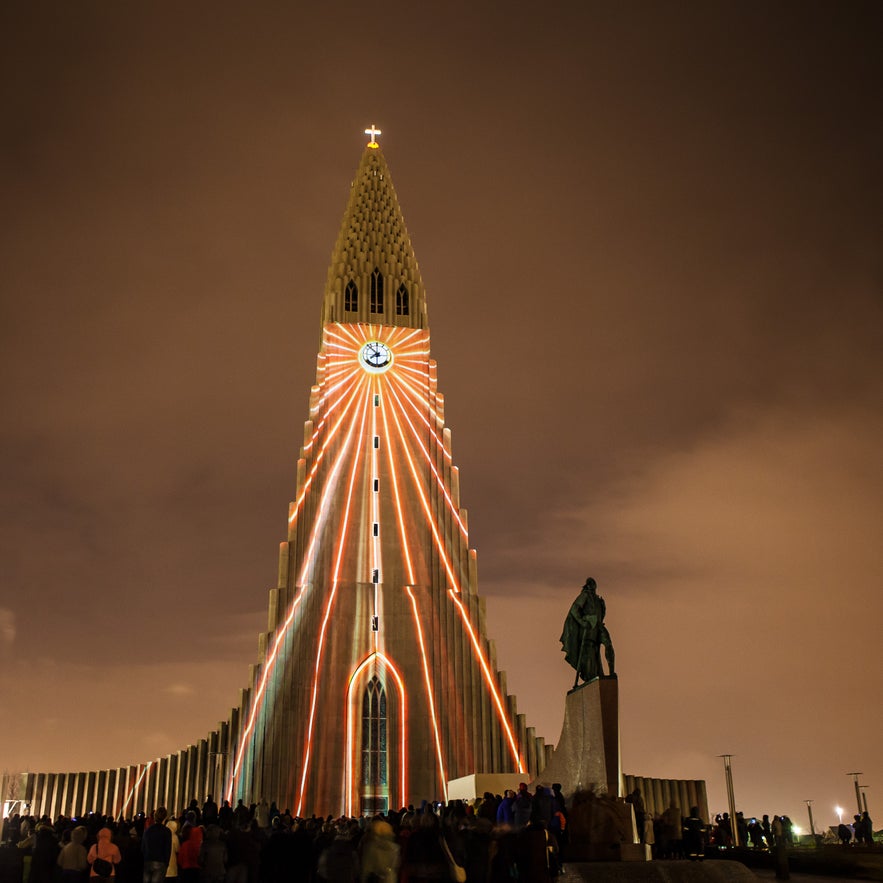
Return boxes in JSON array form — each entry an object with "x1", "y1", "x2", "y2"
[
  {"x1": 752, "y1": 872, "x2": 863, "y2": 882},
  {"x1": 556, "y1": 863, "x2": 869, "y2": 882}
]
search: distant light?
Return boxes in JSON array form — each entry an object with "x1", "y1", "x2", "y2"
[
  {"x1": 792, "y1": 825, "x2": 802, "y2": 836},
  {"x1": 836, "y1": 806, "x2": 844, "y2": 823}
]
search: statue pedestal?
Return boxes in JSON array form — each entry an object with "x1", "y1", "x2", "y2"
[
  {"x1": 535, "y1": 676, "x2": 621, "y2": 798},
  {"x1": 536, "y1": 677, "x2": 639, "y2": 859}
]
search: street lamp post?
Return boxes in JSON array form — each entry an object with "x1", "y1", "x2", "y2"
[
  {"x1": 805, "y1": 800, "x2": 816, "y2": 840},
  {"x1": 859, "y1": 786, "x2": 869, "y2": 815},
  {"x1": 847, "y1": 773, "x2": 864, "y2": 816},
  {"x1": 718, "y1": 754, "x2": 740, "y2": 847}
]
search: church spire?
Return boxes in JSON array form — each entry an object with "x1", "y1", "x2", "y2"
[{"x1": 321, "y1": 138, "x2": 427, "y2": 330}]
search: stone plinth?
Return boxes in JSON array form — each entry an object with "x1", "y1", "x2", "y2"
[
  {"x1": 534, "y1": 676, "x2": 621, "y2": 797},
  {"x1": 446, "y1": 773, "x2": 526, "y2": 802}
]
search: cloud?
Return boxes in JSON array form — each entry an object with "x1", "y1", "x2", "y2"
[{"x1": 0, "y1": 608, "x2": 15, "y2": 651}]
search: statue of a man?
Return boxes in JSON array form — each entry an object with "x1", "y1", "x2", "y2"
[{"x1": 560, "y1": 577, "x2": 615, "y2": 687}]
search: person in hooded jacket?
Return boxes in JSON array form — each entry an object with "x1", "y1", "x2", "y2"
[
  {"x1": 88, "y1": 827, "x2": 122, "y2": 880},
  {"x1": 30, "y1": 824, "x2": 61, "y2": 883},
  {"x1": 115, "y1": 825, "x2": 142, "y2": 883},
  {"x1": 358, "y1": 820, "x2": 399, "y2": 883},
  {"x1": 164, "y1": 820, "x2": 181, "y2": 883},
  {"x1": 58, "y1": 826, "x2": 89, "y2": 883}
]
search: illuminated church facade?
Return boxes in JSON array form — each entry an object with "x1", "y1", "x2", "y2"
[{"x1": 7, "y1": 133, "x2": 549, "y2": 819}]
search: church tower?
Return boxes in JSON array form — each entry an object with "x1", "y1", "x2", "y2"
[
  {"x1": 228, "y1": 133, "x2": 541, "y2": 815},
  {"x1": 6, "y1": 133, "x2": 552, "y2": 821}
]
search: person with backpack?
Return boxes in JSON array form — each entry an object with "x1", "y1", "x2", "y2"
[{"x1": 88, "y1": 827, "x2": 122, "y2": 880}]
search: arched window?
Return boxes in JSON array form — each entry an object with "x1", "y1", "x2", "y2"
[
  {"x1": 361, "y1": 676, "x2": 387, "y2": 787},
  {"x1": 396, "y1": 284, "x2": 410, "y2": 316},
  {"x1": 344, "y1": 280, "x2": 358, "y2": 312},
  {"x1": 370, "y1": 268, "x2": 384, "y2": 313}
]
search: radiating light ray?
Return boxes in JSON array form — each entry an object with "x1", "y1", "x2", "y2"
[
  {"x1": 335, "y1": 323, "x2": 366, "y2": 348},
  {"x1": 296, "y1": 386, "x2": 372, "y2": 816},
  {"x1": 385, "y1": 396, "x2": 462, "y2": 590},
  {"x1": 379, "y1": 396, "x2": 416, "y2": 585},
  {"x1": 448, "y1": 588, "x2": 526, "y2": 773},
  {"x1": 230, "y1": 371, "x2": 369, "y2": 796},
  {"x1": 394, "y1": 362, "x2": 437, "y2": 384},
  {"x1": 386, "y1": 381, "x2": 468, "y2": 537},
  {"x1": 289, "y1": 369, "x2": 364, "y2": 526},
  {"x1": 120, "y1": 762, "x2": 153, "y2": 816},
  {"x1": 236, "y1": 320, "x2": 525, "y2": 812},
  {"x1": 388, "y1": 325, "x2": 423, "y2": 349},
  {"x1": 344, "y1": 652, "x2": 408, "y2": 816},
  {"x1": 388, "y1": 371, "x2": 448, "y2": 448},
  {"x1": 385, "y1": 371, "x2": 525, "y2": 773},
  {"x1": 404, "y1": 586, "x2": 449, "y2": 799},
  {"x1": 292, "y1": 376, "x2": 367, "y2": 568},
  {"x1": 380, "y1": 385, "x2": 450, "y2": 796}
]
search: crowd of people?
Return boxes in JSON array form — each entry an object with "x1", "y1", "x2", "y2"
[
  {"x1": 838, "y1": 813, "x2": 876, "y2": 847},
  {"x1": 3, "y1": 788, "x2": 875, "y2": 883},
  {"x1": 2, "y1": 785, "x2": 567, "y2": 883}
]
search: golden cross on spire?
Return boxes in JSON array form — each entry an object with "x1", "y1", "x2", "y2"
[{"x1": 365, "y1": 124, "x2": 382, "y2": 148}]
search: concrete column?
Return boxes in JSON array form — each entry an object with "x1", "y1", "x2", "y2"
[
  {"x1": 84, "y1": 771, "x2": 96, "y2": 813},
  {"x1": 39, "y1": 774, "x2": 49, "y2": 818},
  {"x1": 535, "y1": 736, "x2": 546, "y2": 775},
  {"x1": 145, "y1": 763, "x2": 157, "y2": 813},
  {"x1": 678, "y1": 780, "x2": 691, "y2": 818},
  {"x1": 653, "y1": 779, "x2": 665, "y2": 817},
  {"x1": 107, "y1": 770, "x2": 118, "y2": 819},
  {"x1": 60, "y1": 773, "x2": 72, "y2": 817},
  {"x1": 158, "y1": 757, "x2": 169, "y2": 810},
  {"x1": 130, "y1": 765, "x2": 143, "y2": 816},
  {"x1": 185, "y1": 747, "x2": 198, "y2": 809},
  {"x1": 109, "y1": 769, "x2": 121, "y2": 819}
]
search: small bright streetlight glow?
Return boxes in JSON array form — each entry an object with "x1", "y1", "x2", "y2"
[
  {"x1": 792, "y1": 825, "x2": 802, "y2": 836},
  {"x1": 836, "y1": 806, "x2": 844, "y2": 823}
]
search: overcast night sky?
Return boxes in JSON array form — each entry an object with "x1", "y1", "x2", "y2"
[{"x1": 1, "y1": 2, "x2": 881, "y2": 827}]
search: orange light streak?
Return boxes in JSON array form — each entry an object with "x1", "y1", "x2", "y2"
[
  {"x1": 385, "y1": 394, "x2": 463, "y2": 591},
  {"x1": 448, "y1": 588, "x2": 526, "y2": 773},
  {"x1": 344, "y1": 652, "x2": 408, "y2": 816},
  {"x1": 386, "y1": 368, "x2": 525, "y2": 773},
  {"x1": 386, "y1": 382, "x2": 467, "y2": 536},
  {"x1": 380, "y1": 389, "x2": 449, "y2": 796},
  {"x1": 230, "y1": 372, "x2": 369, "y2": 793},
  {"x1": 378, "y1": 395, "x2": 415, "y2": 585},
  {"x1": 296, "y1": 385, "x2": 372, "y2": 816},
  {"x1": 289, "y1": 370, "x2": 365, "y2": 528},
  {"x1": 294, "y1": 374, "x2": 367, "y2": 586},
  {"x1": 120, "y1": 762, "x2": 153, "y2": 816},
  {"x1": 404, "y1": 586, "x2": 449, "y2": 799}
]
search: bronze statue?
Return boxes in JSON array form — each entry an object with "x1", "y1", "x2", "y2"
[{"x1": 561, "y1": 577, "x2": 615, "y2": 687}]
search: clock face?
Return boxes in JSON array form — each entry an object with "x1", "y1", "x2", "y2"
[{"x1": 360, "y1": 341, "x2": 393, "y2": 372}]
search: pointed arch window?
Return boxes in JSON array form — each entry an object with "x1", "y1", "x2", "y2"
[
  {"x1": 344, "y1": 280, "x2": 358, "y2": 312},
  {"x1": 370, "y1": 269, "x2": 384, "y2": 313},
  {"x1": 361, "y1": 676, "x2": 388, "y2": 786},
  {"x1": 396, "y1": 284, "x2": 410, "y2": 316}
]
